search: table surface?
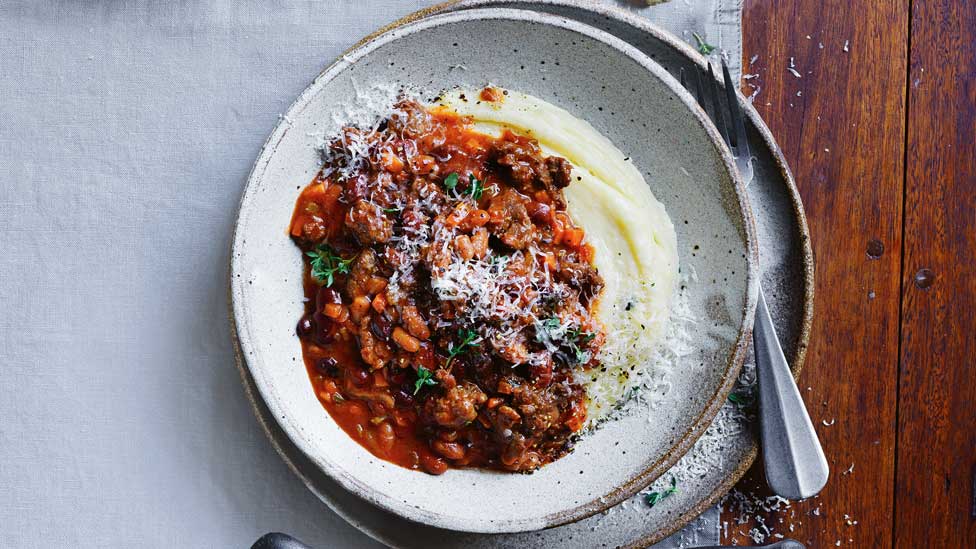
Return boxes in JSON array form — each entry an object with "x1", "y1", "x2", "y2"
[
  {"x1": 723, "y1": 0, "x2": 976, "y2": 547},
  {"x1": 1, "y1": 1, "x2": 973, "y2": 548}
]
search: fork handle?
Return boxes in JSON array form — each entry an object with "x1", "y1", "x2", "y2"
[{"x1": 754, "y1": 286, "x2": 829, "y2": 499}]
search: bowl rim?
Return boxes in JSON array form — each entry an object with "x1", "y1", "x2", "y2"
[{"x1": 229, "y1": 6, "x2": 759, "y2": 534}]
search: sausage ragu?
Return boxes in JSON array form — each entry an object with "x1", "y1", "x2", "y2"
[{"x1": 290, "y1": 89, "x2": 606, "y2": 474}]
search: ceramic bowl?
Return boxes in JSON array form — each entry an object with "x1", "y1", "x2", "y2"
[{"x1": 230, "y1": 8, "x2": 758, "y2": 534}]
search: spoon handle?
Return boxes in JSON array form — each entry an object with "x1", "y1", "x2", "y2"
[
  {"x1": 251, "y1": 533, "x2": 312, "y2": 549},
  {"x1": 754, "y1": 286, "x2": 829, "y2": 500}
]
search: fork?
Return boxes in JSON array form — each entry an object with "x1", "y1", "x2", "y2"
[{"x1": 680, "y1": 60, "x2": 829, "y2": 501}]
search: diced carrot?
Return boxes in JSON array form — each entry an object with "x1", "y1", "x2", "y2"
[
  {"x1": 552, "y1": 227, "x2": 564, "y2": 245},
  {"x1": 412, "y1": 155, "x2": 436, "y2": 174},
  {"x1": 371, "y1": 292, "x2": 387, "y2": 313},
  {"x1": 445, "y1": 202, "x2": 471, "y2": 227},
  {"x1": 563, "y1": 228, "x2": 585, "y2": 247},
  {"x1": 479, "y1": 87, "x2": 504, "y2": 102},
  {"x1": 462, "y1": 209, "x2": 490, "y2": 229},
  {"x1": 579, "y1": 245, "x2": 595, "y2": 263},
  {"x1": 365, "y1": 276, "x2": 388, "y2": 295},
  {"x1": 380, "y1": 150, "x2": 404, "y2": 173},
  {"x1": 324, "y1": 181, "x2": 343, "y2": 200}
]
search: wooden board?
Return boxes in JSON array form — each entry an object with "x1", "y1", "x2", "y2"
[
  {"x1": 730, "y1": 0, "x2": 909, "y2": 545},
  {"x1": 894, "y1": 0, "x2": 976, "y2": 547}
]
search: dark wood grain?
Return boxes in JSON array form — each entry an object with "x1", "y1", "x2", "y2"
[
  {"x1": 731, "y1": 1, "x2": 909, "y2": 546},
  {"x1": 894, "y1": 0, "x2": 976, "y2": 547}
]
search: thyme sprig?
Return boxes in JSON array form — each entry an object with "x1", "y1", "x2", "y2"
[
  {"x1": 445, "y1": 329, "x2": 480, "y2": 368},
  {"x1": 307, "y1": 244, "x2": 355, "y2": 287},
  {"x1": 645, "y1": 477, "x2": 679, "y2": 507},
  {"x1": 413, "y1": 366, "x2": 437, "y2": 395}
]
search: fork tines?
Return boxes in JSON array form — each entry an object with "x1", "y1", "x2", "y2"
[{"x1": 680, "y1": 59, "x2": 753, "y2": 182}]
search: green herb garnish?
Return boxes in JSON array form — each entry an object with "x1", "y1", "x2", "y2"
[
  {"x1": 306, "y1": 244, "x2": 355, "y2": 287},
  {"x1": 443, "y1": 172, "x2": 459, "y2": 191},
  {"x1": 541, "y1": 318, "x2": 561, "y2": 331},
  {"x1": 467, "y1": 174, "x2": 485, "y2": 200},
  {"x1": 567, "y1": 328, "x2": 596, "y2": 344},
  {"x1": 728, "y1": 392, "x2": 748, "y2": 404},
  {"x1": 573, "y1": 347, "x2": 590, "y2": 364},
  {"x1": 445, "y1": 329, "x2": 480, "y2": 368},
  {"x1": 645, "y1": 477, "x2": 679, "y2": 507},
  {"x1": 567, "y1": 327, "x2": 596, "y2": 364},
  {"x1": 537, "y1": 319, "x2": 596, "y2": 365},
  {"x1": 413, "y1": 366, "x2": 437, "y2": 395},
  {"x1": 535, "y1": 318, "x2": 561, "y2": 346},
  {"x1": 692, "y1": 32, "x2": 716, "y2": 55},
  {"x1": 382, "y1": 207, "x2": 400, "y2": 214},
  {"x1": 535, "y1": 317, "x2": 563, "y2": 344}
]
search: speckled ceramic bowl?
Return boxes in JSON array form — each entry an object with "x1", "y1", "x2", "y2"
[{"x1": 230, "y1": 8, "x2": 758, "y2": 534}]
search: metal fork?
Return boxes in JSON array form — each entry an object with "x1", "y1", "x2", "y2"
[{"x1": 680, "y1": 59, "x2": 829, "y2": 501}]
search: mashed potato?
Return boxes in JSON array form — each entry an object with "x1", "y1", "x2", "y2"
[{"x1": 435, "y1": 89, "x2": 679, "y2": 422}]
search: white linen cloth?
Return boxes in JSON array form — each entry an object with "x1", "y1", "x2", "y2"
[{"x1": 0, "y1": 1, "x2": 740, "y2": 547}]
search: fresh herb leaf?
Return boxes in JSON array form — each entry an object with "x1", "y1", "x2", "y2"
[
  {"x1": 573, "y1": 347, "x2": 591, "y2": 365},
  {"x1": 445, "y1": 329, "x2": 480, "y2": 368},
  {"x1": 467, "y1": 174, "x2": 485, "y2": 200},
  {"x1": 645, "y1": 492, "x2": 666, "y2": 506},
  {"x1": 535, "y1": 318, "x2": 561, "y2": 346},
  {"x1": 382, "y1": 207, "x2": 400, "y2": 214},
  {"x1": 413, "y1": 366, "x2": 437, "y2": 395},
  {"x1": 565, "y1": 326, "x2": 595, "y2": 343},
  {"x1": 443, "y1": 172, "x2": 459, "y2": 191},
  {"x1": 692, "y1": 32, "x2": 716, "y2": 55},
  {"x1": 728, "y1": 392, "x2": 748, "y2": 404},
  {"x1": 542, "y1": 318, "x2": 562, "y2": 330},
  {"x1": 566, "y1": 327, "x2": 596, "y2": 364},
  {"x1": 645, "y1": 477, "x2": 679, "y2": 508},
  {"x1": 306, "y1": 244, "x2": 355, "y2": 287},
  {"x1": 538, "y1": 319, "x2": 597, "y2": 365}
]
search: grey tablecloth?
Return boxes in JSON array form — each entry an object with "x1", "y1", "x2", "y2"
[{"x1": 0, "y1": 1, "x2": 739, "y2": 547}]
